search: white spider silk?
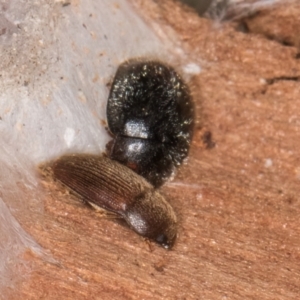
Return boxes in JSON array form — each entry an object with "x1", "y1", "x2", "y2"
[{"x1": 0, "y1": 0, "x2": 289, "y2": 297}]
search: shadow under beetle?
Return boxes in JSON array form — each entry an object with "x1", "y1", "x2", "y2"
[{"x1": 106, "y1": 60, "x2": 194, "y2": 187}]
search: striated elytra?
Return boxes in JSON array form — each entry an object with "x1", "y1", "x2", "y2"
[
  {"x1": 51, "y1": 154, "x2": 177, "y2": 249},
  {"x1": 107, "y1": 60, "x2": 194, "y2": 187}
]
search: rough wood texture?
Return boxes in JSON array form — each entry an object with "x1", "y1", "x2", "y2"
[{"x1": 12, "y1": 1, "x2": 300, "y2": 299}]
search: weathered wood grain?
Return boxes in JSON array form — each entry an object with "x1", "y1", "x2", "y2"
[{"x1": 13, "y1": 1, "x2": 300, "y2": 299}]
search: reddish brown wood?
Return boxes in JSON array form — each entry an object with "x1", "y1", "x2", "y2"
[{"x1": 12, "y1": 1, "x2": 300, "y2": 299}]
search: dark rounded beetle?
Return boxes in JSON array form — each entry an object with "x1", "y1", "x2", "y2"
[
  {"x1": 51, "y1": 154, "x2": 177, "y2": 249},
  {"x1": 107, "y1": 60, "x2": 194, "y2": 187}
]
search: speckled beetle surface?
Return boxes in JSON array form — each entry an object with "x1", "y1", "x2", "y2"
[{"x1": 106, "y1": 60, "x2": 194, "y2": 187}]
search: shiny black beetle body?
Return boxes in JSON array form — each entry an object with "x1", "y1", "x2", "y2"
[{"x1": 107, "y1": 60, "x2": 194, "y2": 187}]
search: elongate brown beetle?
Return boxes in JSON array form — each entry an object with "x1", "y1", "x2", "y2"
[
  {"x1": 51, "y1": 154, "x2": 177, "y2": 249},
  {"x1": 107, "y1": 60, "x2": 194, "y2": 187}
]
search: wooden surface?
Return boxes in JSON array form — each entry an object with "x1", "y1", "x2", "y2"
[{"x1": 14, "y1": 1, "x2": 300, "y2": 299}]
